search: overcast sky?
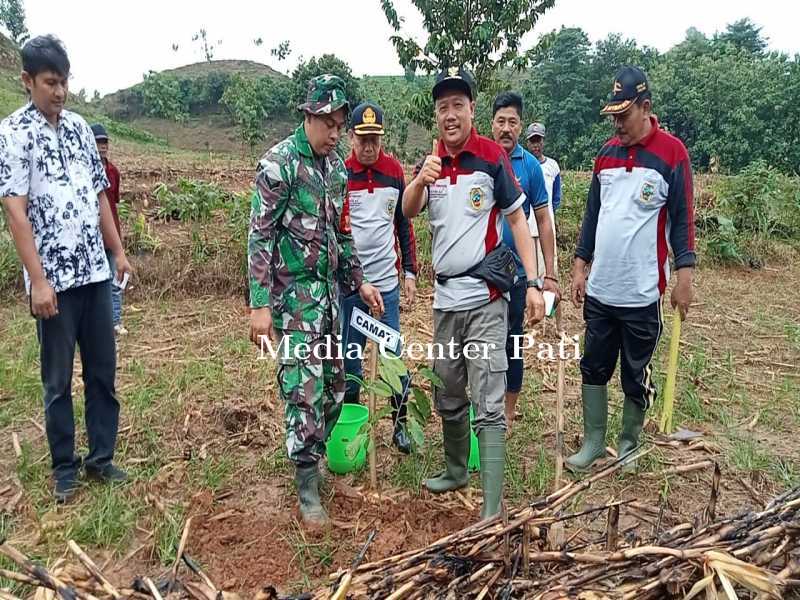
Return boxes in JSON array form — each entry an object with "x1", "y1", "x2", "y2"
[{"x1": 23, "y1": 0, "x2": 798, "y2": 97}]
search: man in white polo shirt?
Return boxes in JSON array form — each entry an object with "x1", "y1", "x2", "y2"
[
  {"x1": 568, "y1": 66, "x2": 695, "y2": 473},
  {"x1": 404, "y1": 67, "x2": 545, "y2": 519},
  {"x1": 341, "y1": 101, "x2": 418, "y2": 454}
]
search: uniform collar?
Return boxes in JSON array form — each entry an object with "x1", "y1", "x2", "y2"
[
  {"x1": 626, "y1": 116, "x2": 660, "y2": 149},
  {"x1": 25, "y1": 101, "x2": 65, "y2": 130},
  {"x1": 509, "y1": 143, "x2": 524, "y2": 159},
  {"x1": 435, "y1": 127, "x2": 481, "y2": 158},
  {"x1": 294, "y1": 123, "x2": 314, "y2": 159},
  {"x1": 346, "y1": 148, "x2": 391, "y2": 173}
]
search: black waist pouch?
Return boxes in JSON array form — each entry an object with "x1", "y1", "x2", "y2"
[{"x1": 436, "y1": 243, "x2": 518, "y2": 292}]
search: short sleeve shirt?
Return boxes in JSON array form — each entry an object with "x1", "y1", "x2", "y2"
[
  {"x1": 0, "y1": 103, "x2": 111, "y2": 293},
  {"x1": 423, "y1": 128, "x2": 525, "y2": 311}
]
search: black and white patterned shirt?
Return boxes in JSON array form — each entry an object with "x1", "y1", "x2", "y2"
[{"x1": 0, "y1": 102, "x2": 111, "y2": 293}]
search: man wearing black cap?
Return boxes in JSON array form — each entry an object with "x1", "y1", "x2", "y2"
[
  {"x1": 91, "y1": 124, "x2": 125, "y2": 335},
  {"x1": 403, "y1": 67, "x2": 545, "y2": 519},
  {"x1": 568, "y1": 66, "x2": 695, "y2": 473},
  {"x1": 340, "y1": 101, "x2": 419, "y2": 454}
]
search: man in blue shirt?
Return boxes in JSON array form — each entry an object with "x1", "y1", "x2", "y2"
[{"x1": 491, "y1": 92, "x2": 560, "y2": 429}]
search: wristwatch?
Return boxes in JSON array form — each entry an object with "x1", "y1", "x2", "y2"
[{"x1": 526, "y1": 278, "x2": 544, "y2": 291}]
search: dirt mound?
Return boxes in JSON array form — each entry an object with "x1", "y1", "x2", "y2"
[{"x1": 190, "y1": 482, "x2": 473, "y2": 593}]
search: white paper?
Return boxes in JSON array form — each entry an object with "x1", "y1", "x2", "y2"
[
  {"x1": 543, "y1": 291, "x2": 556, "y2": 317},
  {"x1": 113, "y1": 272, "x2": 130, "y2": 290}
]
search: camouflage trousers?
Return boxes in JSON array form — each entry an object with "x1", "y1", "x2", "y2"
[{"x1": 276, "y1": 330, "x2": 345, "y2": 466}]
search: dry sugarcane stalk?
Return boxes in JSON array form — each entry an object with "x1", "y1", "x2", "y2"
[
  {"x1": 319, "y1": 476, "x2": 798, "y2": 599},
  {"x1": 330, "y1": 529, "x2": 377, "y2": 600},
  {"x1": 548, "y1": 344, "x2": 567, "y2": 550},
  {"x1": 0, "y1": 567, "x2": 39, "y2": 586},
  {"x1": 0, "y1": 541, "x2": 92, "y2": 600},
  {"x1": 66, "y1": 541, "x2": 121, "y2": 599},
  {"x1": 0, "y1": 590, "x2": 24, "y2": 600},
  {"x1": 706, "y1": 461, "x2": 721, "y2": 524},
  {"x1": 181, "y1": 554, "x2": 218, "y2": 594},
  {"x1": 171, "y1": 517, "x2": 193, "y2": 580},
  {"x1": 644, "y1": 459, "x2": 714, "y2": 478},
  {"x1": 606, "y1": 504, "x2": 620, "y2": 550},
  {"x1": 143, "y1": 578, "x2": 163, "y2": 600},
  {"x1": 522, "y1": 523, "x2": 531, "y2": 578}
]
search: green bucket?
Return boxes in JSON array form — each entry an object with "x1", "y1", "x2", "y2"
[
  {"x1": 328, "y1": 404, "x2": 369, "y2": 474},
  {"x1": 468, "y1": 405, "x2": 480, "y2": 472}
]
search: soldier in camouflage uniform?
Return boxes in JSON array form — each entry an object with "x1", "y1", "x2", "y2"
[{"x1": 248, "y1": 75, "x2": 383, "y2": 527}]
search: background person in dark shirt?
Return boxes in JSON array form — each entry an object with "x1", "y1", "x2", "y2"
[
  {"x1": 91, "y1": 123, "x2": 126, "y2": 335},
  {"x1": 0, "y1": 36, "x2": 133, "y2": 502}
]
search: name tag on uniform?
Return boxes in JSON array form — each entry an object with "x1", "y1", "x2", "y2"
[
  {"x1": 348, "y1": 190, "x2": 364, "y2": 209},
  {"x1": 428, "y1": 183, "x2": 448, "y2": 201}
]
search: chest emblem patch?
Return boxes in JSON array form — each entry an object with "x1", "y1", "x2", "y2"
[
  {"x1": 640, "y1": 181, "x2": 656, "y2": 204},
  {"x1": 386, "y1": 197, "x2": 397, "y2": 217},
  {"x1": 469, "y1": 187, "x2": 485, "y2": 211}
]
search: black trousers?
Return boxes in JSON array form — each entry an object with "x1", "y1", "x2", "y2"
[
  {"x1": 579, "y1": 295, "x2": 663, "y2": 410},
  {"x1": 35, "y1": 281, "x2": 119, "y2": 481}
]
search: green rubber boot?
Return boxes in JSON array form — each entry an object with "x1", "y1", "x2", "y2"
[
  {"x1": 478, "y1": 429, "x2": 506, "y2": 520},
  {"x1": 617, "y1": 396, "x2": 645, "y2": 472},
  {"x1": 424, "y1": 417, "x2": 470, "y2": 493},
  {"x1": 565, "y1": 384, "x2": 608, "y2": 473},
  {"x1": 295, "y1": 463, "x2": 329, "y2": 527}
]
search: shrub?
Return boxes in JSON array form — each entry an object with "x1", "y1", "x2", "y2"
[
  {"x1": 154, "y1": 179, "x2": 230, "y2": 222},
  {"x1": 141, "y1": 71, "x2": 189, "y2": 122},
  {"x1": 221, "y1": 75, "x2": 291, "y2": 149}
]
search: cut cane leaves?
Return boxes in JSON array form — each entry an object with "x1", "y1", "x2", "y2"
[
  {"x1": 419, "y1": 366, "x2": 444, "y2": 389},
  {"x1": 684, "y1": 551, "x2": 782, "y2": 600}
]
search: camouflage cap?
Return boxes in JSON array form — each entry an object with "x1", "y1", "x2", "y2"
[{"x1": 297, "y1": 74, "x2": 350, "y2": 115}]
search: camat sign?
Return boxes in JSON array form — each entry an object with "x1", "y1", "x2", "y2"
[{"x1": 350, "y1": 307, "x2": 401, "y2": 354}]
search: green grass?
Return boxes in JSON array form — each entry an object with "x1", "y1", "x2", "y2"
[
  {"x1": 0, "y1": 313, "x2": 41, "y2": 427},
  {"x1": 728, "y1": 436, "x2": 773, "y2": 473},
  {"x1": 66, "y1": 484, "x2": 142, "y2": 550},
  {"x1": 189, "y1": 454, "x2": 237, "y2": 492},
  {"x1": 390, "y1": 442, "x2": 437, "y2": 493},
  {"x1": 280, "y1": 522, "x2": 342, "y2": 589},
  {"x1": 16, "y1": 440, "x2": 51, "y2": 514},
  {"x1": 153, "y1": 502, "x2": 187, "y2": 565},
  {"x1": 256, "y1": 448, "x2": 292, "y2": 478}
]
